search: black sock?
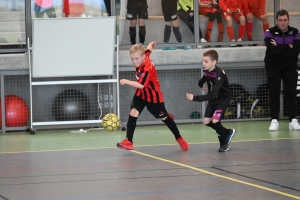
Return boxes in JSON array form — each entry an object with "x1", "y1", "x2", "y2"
[
  {"x1": 129, "y1": 27, "x2": 136, "y2": 45},
  {"x1": 206, "y1": 121, "x2": 216, "y2": 130},
  {"x1": 162, "y1": 116, "x2": 181, "y2": 140},
  {"x1": 173, "y1": 26, "x2": 182, "y2": 42},
  {"x1": 164, "y1": 25, "x2": 171, "y2": 43},
  {"x1": 212, "y1": 121, "x2": 229, "y2": 137},
  {"x1": 126, "y1": 115, "x2": 137, "y2": 142},
  {"x1": 139, "y1": 25, "x2": 146, "y2": 44}
]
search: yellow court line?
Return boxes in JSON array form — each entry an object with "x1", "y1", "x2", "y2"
[{"x1": 132, "y1": 150, "x2": 300, "y2": 199}]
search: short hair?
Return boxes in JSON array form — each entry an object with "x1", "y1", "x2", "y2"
[
  {"x1": 276, "y1": 9, "x2": 289, "y2": 19},
  {"x1": 129, "y1": 44, "x2": 145, "y2": 55},
  {"x1": 203, "y1": 49, "x2": 219, "y2": 62}
]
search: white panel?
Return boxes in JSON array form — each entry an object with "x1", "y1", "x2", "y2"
[{"x1": 32, "y1": 17, "x2": 116, "y2": 78}]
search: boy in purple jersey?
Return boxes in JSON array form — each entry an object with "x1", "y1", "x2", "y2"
[
  {"x1": 186, "y1": 49, "x2": 235, "y2": 152},
  {"x1": 264, "y1": 10, "x2": 300, "y2": 131}
]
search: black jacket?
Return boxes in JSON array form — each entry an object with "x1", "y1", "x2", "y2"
[
  {"x1": 193, "y1": 66, "x2": 232, "y2": 102},
  {"x1": 264, "y1": 25, "x2": 300, "y2": 68}
]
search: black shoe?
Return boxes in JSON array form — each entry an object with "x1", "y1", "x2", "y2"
[
  {"x1": 226, "y1": 129, "x2": 236, "y2": 145},
  {"x1": 248, "y1": 39, "x2": 257, "y2": 46},
  {"x1": 218, "y1": 143, "x2": 229, "y2": 152}
]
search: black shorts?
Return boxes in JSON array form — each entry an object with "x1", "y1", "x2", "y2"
[
  {"x1": 204, "y1": 97, "x2": 231, "y2": 120},
  {"x1": 161, "y1": 0, "x2": 178, "y2": 21},
  {"x1": 131, "y1": 96, "x2": 168, "y2": 118},
  {"x1": 126, "y1": 0, "x2": 148, "y2": 20}
]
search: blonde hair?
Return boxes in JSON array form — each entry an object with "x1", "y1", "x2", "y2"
[
  {"x1": 129, "y1": 44, "x2": 145, "y2": 55},
  {"x1": 203, "y1": 49, "x2": 219, "y2": 62}
]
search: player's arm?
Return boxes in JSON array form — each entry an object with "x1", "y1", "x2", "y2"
[
  {"x1": 242, "y1": 0, "x2": 250, "y2": 14},
  {"x1": 260, "y1": 0, "x2": 266, "y2": 16},
  {"x1": 218, "y1": 0, "x2": 226, "y2": 11},
  {"x1": 199, "y1": 0, "x2": 212, "y2": 8},
  {"x1": 290, "y1": 30, "x2": 300, "y2": 56},
  {"x1": 192, "y1": 72, "x2": 225, "y2": 102},
  {"x1": 198, "y1": 75, "x2": 207, "y2": 88},
  {"x1": 178, "y1": 0, "x2": 189, "y2": 11},
  {"x1": 120, "y1": 79, "x2": 144, "y2": 89},
  {"x1": 264, "y1": 30, "x2": 290, "y2": 54},
  {"x1": 146, "y1": 41, "x2": 156, "y2": 52}
]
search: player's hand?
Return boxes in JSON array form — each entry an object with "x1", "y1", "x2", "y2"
[
  {"x1": 260, "y1": 14, "x2": 267, "y2": 21},
  {"x1": 226, "y1": 9, "x2": 231, "y2": 14},
  {"x1": 201, "y1": 86, "x2": 207, "y2": 91},
  {"x1": 289, "y1": 44, "x2": 293, "y2": 48},
  {"x1": 270, "y1": 39, "x2": 277, "y2": 46},
  {"x1": 120, "y1": 79, "x2": 127, "y2": 85},
  {"x1": 189, "y1": 12, "x2": 193, "y2": 17},
  {"x1": 236, "y1": 9, "x2": 241, "y2": 14},
  {"x1": 186, "y1": 93, "x2": 194, "y2": 101},
  {"x1": 150, "y1": 41, "x2": 156, "y2": 48}
]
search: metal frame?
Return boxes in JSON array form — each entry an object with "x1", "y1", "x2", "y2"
[{"x1": 26, "y1": 36, "x2": 120, "y2": 133}]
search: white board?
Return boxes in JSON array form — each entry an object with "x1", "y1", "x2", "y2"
[{"x1": 32, "y1": 17, "x2": 116, "y2": 78}]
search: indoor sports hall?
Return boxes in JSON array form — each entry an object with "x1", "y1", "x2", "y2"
[{"x1": 0, "y1": 0, "x2": 300, "y2": 199}]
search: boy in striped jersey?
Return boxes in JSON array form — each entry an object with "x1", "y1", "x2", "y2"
[{"x1": 117, "y1": 41, "x2": 189, "y2": 151}]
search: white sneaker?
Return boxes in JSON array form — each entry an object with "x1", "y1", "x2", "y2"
[
  {"x1": 269, "y1": 119, "x2": 279, "y2": 131},
  {"x1": 237, "y1": 38, "x2": 243, "y2": 47},
  {"x1": 200, "y1": 38, "x2": 207, "y2": 43},
  {"x1": 230, "y1": 39, "x2": 236, "y2": 47},
  {"x1": 289, "y1": 119, "x2": 300, "y2": 130}
]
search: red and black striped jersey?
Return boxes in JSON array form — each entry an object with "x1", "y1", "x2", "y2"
[{"x1": 134, "y1": 50, "x2": 164, "y2": 103}]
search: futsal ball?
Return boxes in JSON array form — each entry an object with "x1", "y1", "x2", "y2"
[{"x1": 102, "y1": 113, "x2": 121, "y2": 131}]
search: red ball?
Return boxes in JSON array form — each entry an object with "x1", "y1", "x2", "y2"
[{"x1": 0, "y1": 95, "x2": 29, "y2": 127}]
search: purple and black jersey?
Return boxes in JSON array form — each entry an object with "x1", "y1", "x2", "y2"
[
  {"x1": 193, "y1": 66, "x2": 232, "y2": 102},
  {"x1": 264, "y1": 25, "x2": 300, "y2": 68}
]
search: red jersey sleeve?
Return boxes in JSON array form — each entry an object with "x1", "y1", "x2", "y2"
[
  {"x1": 259, "y1": 0, "x2": 266, "y2": 15},
  {"x1": 218, "y1": 0, "x2": 227, "y2": 12},
  {"x1": 136, "y1": 50, "x2": 152, "y2": 86},
  {"x1": 242, "y1": 0, "x2": 250, "y2": 13}
]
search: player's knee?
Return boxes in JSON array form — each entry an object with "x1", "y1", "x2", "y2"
[
  {"x1": 129, "y1": 108, "x2": 139, "y2": 117},
  {"x1": 212, "y1": 119, "x2": 219, "y2": 124},
  {"x1": 246, "y1": 13, "x2": 253, "y2": 20},
  {"x1": 240, "y1": 17, "x2": 246, "y2": 24}
]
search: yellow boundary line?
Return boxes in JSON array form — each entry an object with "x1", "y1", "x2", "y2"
[{"x1": 131, "y1": 150, "x2": 300, "y2": 199}]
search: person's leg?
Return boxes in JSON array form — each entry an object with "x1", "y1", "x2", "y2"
[
  {"x1": 282, "y1": 67, "x2": 298, "y2": 122},
  {"x1": 45, "y1": 7, "x2": 57, "y2": 18},
  {"x1": 246, "y1": 12, "x2": 254, "y2": 40},
  {"x1": 129, "y1": 20, "x2": 137, "y2": 45},
  {"x1": 205, "y1": 12, "x2": 215, "y2": 42},
  {"x1": 137, "y1": 6, "x2": 148, "y2": 44},
  {"x1": 117, "y1": 97, "x2": 145, "y2": 150},
  {"x1": 163, "y1": 21, "x2": 172, "y2": 43},
  {"x1": 204, "y1": 100, "x2": 234, "y2": 152},
  {"x1": 147, "y1": 102, "x2": 188, "y2": 150},
  {"x1": 215, "y1": 11, "x2": 224, "y2": 42},
  {"x1": 34, "y1": 3, "x2": 43, "y2": 18},
  {"x1": 237, "y1": 14, "x2": 246, "y2": 41},
  {"x1": 177, "y1": 9, "x2": 193, "y2": 34},
  {"x1": 223, "y1": 14, "x2": 234, "y2": 41},
  {"x1": 171, "y1": 18, "x2": 182, "y2": 43},
  {"x1": 138, "y1": 19, "x2": 146, "y2": 44},
  {"x1": 266, "y1": 67, "x2": 282, "y2": 120}
]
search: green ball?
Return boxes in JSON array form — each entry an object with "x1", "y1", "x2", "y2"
[{"x1": 190, "y1": 111, "x2": 201, "y2": 119}]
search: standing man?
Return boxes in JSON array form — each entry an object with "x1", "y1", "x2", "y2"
[{"x1": 264, "y1": 10, "x2": 300, "y2": 131}]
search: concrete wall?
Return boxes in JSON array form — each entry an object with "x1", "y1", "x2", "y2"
[{"x1": 119, "y1": 0, "x2": 300, "y2": 45}]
